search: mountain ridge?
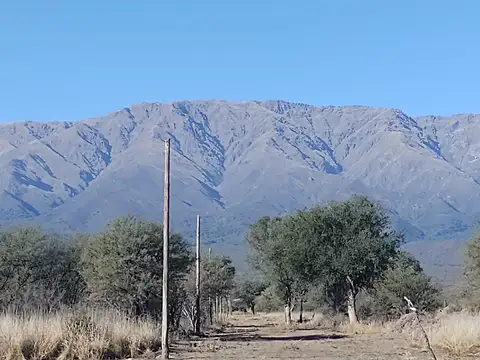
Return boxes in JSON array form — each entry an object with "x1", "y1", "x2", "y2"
[{"x1": 0, "y1": 100, "x2": 479, "y2": 281}]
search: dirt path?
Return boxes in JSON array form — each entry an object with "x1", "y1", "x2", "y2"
[{"x1": 170, "y1": 314, "x2": 438, "y2": 360}]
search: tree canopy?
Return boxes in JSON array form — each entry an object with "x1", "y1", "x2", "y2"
[{"x1": 246, "y1": 195, "x2": 405, "y2": 323}]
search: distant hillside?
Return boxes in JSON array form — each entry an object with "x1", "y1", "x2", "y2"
[{"x1": 0, "y1": 100, "x2": 479, "y2": 282}]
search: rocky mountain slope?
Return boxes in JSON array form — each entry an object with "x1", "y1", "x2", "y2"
[{"x1": 0, "y1": 100, "x2": 479, "y2": 280}]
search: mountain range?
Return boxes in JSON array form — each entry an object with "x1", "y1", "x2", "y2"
[{"x1": 1, "y1": 100, "x2": 478, "y2": 282}]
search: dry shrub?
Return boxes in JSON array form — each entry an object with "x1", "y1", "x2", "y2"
[
  {"x1": 60, "y1": 312, "x2": 109, "y2": 360},
  {"x1": 0, "y1": 310, "x2": 161, "y2": 360},
  {"x1": 94, "y1": 310, "x2": 161, "y2": 357}
]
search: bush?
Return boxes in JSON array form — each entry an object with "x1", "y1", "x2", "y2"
[
  {"x1": 0, "y1": 227, "x2": 85, "y2": 312},
  {"x1": 366, "y1": 251, "x2": 443, "y2": 320},
  {"x1": 255, "y1": 285, "x2": 284, "y2": 313},
  {"x1": 81, "y1": 215, "x2": 192, "y2": 319}
]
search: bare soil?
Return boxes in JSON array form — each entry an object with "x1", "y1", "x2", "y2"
[{"x1": 169, "y1": 313, "x2": 442, "y2": 360}]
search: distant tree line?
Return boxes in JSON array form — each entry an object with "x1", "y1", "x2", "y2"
[
  {"x1": 0, "y1": 215, "x2": 235, "y2": 333},
  {"x1": 5, "y1": 193, "x2": 480, "y2": 328}
]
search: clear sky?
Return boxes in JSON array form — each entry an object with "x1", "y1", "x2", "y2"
[{"x1": 1, "y1": 0, "x2": 479, "y2": 122}]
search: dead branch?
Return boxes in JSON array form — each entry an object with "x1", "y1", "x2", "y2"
[{"x1": 403, "y1": 296, "x2": 437, "y2": 360}]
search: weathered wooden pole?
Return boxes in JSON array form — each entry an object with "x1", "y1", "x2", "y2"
[
  {"x1": 208, "y1": 247, "x2": 212, "y2": 324},
  {"x1": 161, "y1": 139, "x2": 171, "y2": 359},
  {"x1": 194, "y1": 214, "x2": 201, "y2": 334}
]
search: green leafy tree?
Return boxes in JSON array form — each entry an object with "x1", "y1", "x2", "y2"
[
  {"x1": 246, "y1": 216, "x2": 283, "y2": 271},
  {"x1": 275, "y1": 210, "x2": 328, "y2": 322},
  {"x1": 317, "y1": 196, "x2": 403, "y2": 323},
  {"x1": 202, "y1": 256, "x2": 236, "y2": 300},
  {"x1": 81, "y1": 215, "x2": 192, "y2": 319},
  {"x1": 247, "y1": 195, "x2": 402, "y2": 324},
  {"x1": 182, "y1": 255, "x2": 236, "y2": 331},
  {"x1": 234, "y1": 278, "x2": 266, "y2": 314},
  {"x1": 203, "y1": 255, "x2": 235, "y2": 323},
  {"x1": 247, "y1": 211, "x2": 329, "y2": 323},
  {"x1": 246, "y1": 216, "x2": 299, "y2": 324}
]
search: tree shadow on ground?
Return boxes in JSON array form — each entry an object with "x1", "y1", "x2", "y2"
[
  {"x1": 230, "y1": 324, "x2": 276, "y2": 329},
  {"x1": 261, "y1": 334, "x2": 346, "y2": 341},
  {"x1": 214, "y1": 332, "x2": 347, "y2": 342}
]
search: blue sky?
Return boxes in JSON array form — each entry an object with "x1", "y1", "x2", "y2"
[{"x1": 1, "y1": 0, "x2": 479, "y2": 122}]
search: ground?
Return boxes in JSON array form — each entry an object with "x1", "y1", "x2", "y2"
[{"x1": 169, "y1": 313, "x2": 444, "y2": 360}]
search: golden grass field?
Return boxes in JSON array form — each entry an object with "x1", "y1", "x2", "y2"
[
  {"x1": 0, "y1": 309, "x2": 479, "y2": 359},
  {"x1": 0, "y1": 310, "x2": 161, "y2": 360}
]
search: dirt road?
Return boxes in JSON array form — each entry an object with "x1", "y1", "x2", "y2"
[{"x1": 170, "y1": 314, "x2": 438, "y2": 360}]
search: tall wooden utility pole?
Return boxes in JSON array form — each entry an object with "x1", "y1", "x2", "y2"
[
  {"x1": 161, "y1": 139, "x2": 171, "y2": 360},
  {"x1": 194, "y1": 215, "x2": 201, "y2": 334}
]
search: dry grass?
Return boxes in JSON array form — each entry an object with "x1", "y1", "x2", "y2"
[
  {"x1": 0, "y1": 310, "x2": 161, "y2": 360},
  {"x1": 338, "y1": 320, "x2": 389, "y2": 335},
  {"x1": 424, "y1": 310, "x2": 480, "y2": 357}
]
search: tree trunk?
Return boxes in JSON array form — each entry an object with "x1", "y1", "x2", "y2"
[
  {"x1": 346, "y1": 276, "x2": 358, "y2": 324},
  {"x1": 188, "y1": 314, "x2": 195, "y2": 332},
  {"x1": 208, "y1": 297, "x2": 213, "y2": 325},
  {"x1": 347, "y1": 288, "x2": 358, "y2": 324},
  {"x1": 219, "y1": 297, "x2": 223, "y2": 321},
  {"x1": 251, "y1": 304, "x2": 255, "y2": 315},
  {"x1": 194, "y1": 300, "x2": 200, "y2": 334},
  {"x1": 228, "y1": 297, "x2": 232, "y2": 316},
  {"x1": 298, "y1": 299, "x2": 303, "y2": 323},
  {"x1": 284, "y1": 302, "x2": 292, "y2": 325}
]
